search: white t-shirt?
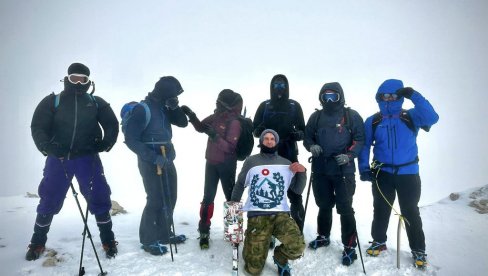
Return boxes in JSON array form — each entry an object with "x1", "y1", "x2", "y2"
[{"x1": 242, "y1": 164, "x2": 295, "y2": 212}]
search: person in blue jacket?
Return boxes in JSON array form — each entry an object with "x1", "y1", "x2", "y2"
[
  {"x1": 123, "y1": 76, "x2": 188, "y2": 255},
  {"x1": 358, "y1": 79, "x2": 439, "y2": 269}
]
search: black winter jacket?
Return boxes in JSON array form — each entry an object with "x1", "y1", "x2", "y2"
[{"x1": 31, "y1": 90, "x2": 119, "y2": 159}]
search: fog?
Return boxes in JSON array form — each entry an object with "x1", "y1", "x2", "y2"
[{"x1": 1, "y1": 0, "x2": 487, "y2": 206}]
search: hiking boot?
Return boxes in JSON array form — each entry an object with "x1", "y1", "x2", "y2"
[
  {"x1": 412, "y1": 250, "x2": 427, "y2": 269},
  {"x1": 141, "y1": 241, "x2": 168, "y2": 256},
  {"x1": 342, "y1": 247, "x2": 357, "y2": 266},
  {"x1": 199, "y1": 233, "x2": 209, "y2": 250},
  {"x1": 308, "y1": 235, "x2": 330, "y2": 250},
  {"x1": 366, "y1": 241, "x2": 387, "y2": 256},
  {"x1": 273, "y1": 257, "x2": 291, "y2": 276},
  {"x1": 169, "y1": 234, "x2": 187, "y2": 244},
  {"x1": 25, "y1": 244, "x2": 45, "y2": 261},
  {"x1": 102, "y1": 240, "x2": 118, "y2": 259}
]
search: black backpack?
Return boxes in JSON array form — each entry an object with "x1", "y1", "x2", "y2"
[{"x1": 234, "y1": 115, "x2": 254, "y2": 161}]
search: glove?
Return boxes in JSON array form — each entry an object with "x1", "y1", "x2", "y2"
[
  {"x1": 180, "y1": 105, "x2": 197, "y2": 122},
  {"x1": 334, "y1": 154, "x2": 350, "y2": 166},
  {"x1": 165, "y1": 97, "x2": 179, "y2": 110},
  {"x1": 396, "y1": 87, "x2": 414, "y2": 99},
  {"x1": 95, "y1": 140, "x2": 112, "y2": 152},
  {"x1": 42, "y1": 142, "x2": 66, "y2": 158},
  {"x1": 309, "y1": 144, "x2": 323, "y2": 157},
  {"x1": 203, "y1": 124, "x2": 217, "y2": 140},
  {"x1": 360, "y1": 170, "x2": 374, "y2": 182},
  {"x1": 154, "y1": 155, "x2": 168, "y2": 168},
  {"x1": 290, "y1": 130, "x2": 304, "y2": 141}
]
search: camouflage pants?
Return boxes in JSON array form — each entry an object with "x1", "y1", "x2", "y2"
[{"x1": 243, "y1": 213, "x2": 305, "y2": 275}]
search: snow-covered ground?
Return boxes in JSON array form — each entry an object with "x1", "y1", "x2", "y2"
[{"x1": 1, "y1": 180, "x2": 486, "y2": 275}]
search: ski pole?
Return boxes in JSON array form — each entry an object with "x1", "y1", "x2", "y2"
[
  {"x1": 61, "y1": 160, "x2": 107, "y2": 276},
  {"x1": 161, "y1": 145, "x2": 178, "y2": 254},
  {"x1": 303, "y1": 156, "x2": 314, "y2": 218},
  {"x1": 157, "y1": 146, "x2": 175, "y2": 261}
]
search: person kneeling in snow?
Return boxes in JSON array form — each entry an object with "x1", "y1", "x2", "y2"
[{"x1": 230, "y1": 129, "x2": 306, "y2": 275}]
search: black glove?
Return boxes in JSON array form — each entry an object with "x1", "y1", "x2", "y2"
[
  {"x1": 253, "y1": 126, "x2": 265, "y2": 138},
  {"x1": 165, "y1": 97, "x2": 179, "y2": 110},
  {"x1": 290, "y1": 130, "x2": 304, "y2": 141},
  {"x1": 42, "y1": 142, "x2": 66, "y2": 158},
  {"x1": 360, "y1": 170, "x2": 374, "y2": 182},
  {"x1": 203, "y1": 124, "x2": 217, "y2": 140},
  {"x1": 396, "y1": 87, "x2": 414, "y2": 99},
  {"x1": 310, "y1": 144, "x2": 323, "y2": 157},
  {"x1": 95, "y1": 140, "x2": 112, "y2": 152},
  {"x1": 181, "y1": 105, "x2": 197, "y2": 122}
]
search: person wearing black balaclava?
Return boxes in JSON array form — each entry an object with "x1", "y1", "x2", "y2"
[
  {"x1": 252, "y1": 74, "x2": 306, "y2": 233},
  {"x1": 27, "y1": 63, "x2": 119, "y2": 261},
  {"x1": 123, "y1": 76, "x2": 188, "y2": 255},
  {"x1": 303, "y1": 82, "x2": 365, "y2": 267}
]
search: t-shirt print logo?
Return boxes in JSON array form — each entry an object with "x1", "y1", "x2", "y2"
[{"x1": 249, "y1": 169, "x2": 285, "y2": 209}]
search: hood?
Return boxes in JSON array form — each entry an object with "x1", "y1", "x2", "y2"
[
  {"x1": 376, "y1": 79, "x2": 404, "y2": 115},
  {"x1": 215, "y1": 89, "x2": 243, "y2": 115},
  {"x1": 270, "y1": 74, "x2": 289, "y2": 103},
  {"x1": 148, "y1": 76, "x2": 184, "y2": 103},
  {"x1": 64, "y1": 62, "x2": 92, "y2": 95},
  {"x1": 319, "y1": 82, "x2": 345, "y2": 113}
]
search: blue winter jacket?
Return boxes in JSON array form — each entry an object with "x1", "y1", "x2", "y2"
[
  {"x1": 124, "y1": 76, "x2": 188, "y2": 164},
  {"x1": 358, "y1": 79, "x2": 439, "y2": 175}
]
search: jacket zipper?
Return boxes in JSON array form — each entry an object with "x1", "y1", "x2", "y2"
[{"x1": 67, "y1": 94, "x2": 78, "y2": 160}]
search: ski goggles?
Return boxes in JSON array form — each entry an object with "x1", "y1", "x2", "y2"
[
  {"x1": 67, "y1": 74, "x2": 90, "y2": 85},
  {"x1": 380, "y1": 93, "x2": 399, "y2": 101},
  {"x1": 272, "y1": 83, "x2": 286, "y2": 90},
  {"x1": 321, "y1": 91, "x2": 340, "y2": 103}
]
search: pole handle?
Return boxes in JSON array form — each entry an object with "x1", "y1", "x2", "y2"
[{"x1": 156, "y1": 146, "x2": 167, "y2": 175}]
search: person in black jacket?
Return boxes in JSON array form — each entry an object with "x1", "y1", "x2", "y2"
[
  {"x1": 27, "y1": 63, "x2": 119, "y2": 261},
  {"x1": 252, "y1": 74, "x2": 306, "y2": 233},
  {"x1": 123, "y1": 76, "x2": 188, "y2": 255},
  {"x1": 303, "y1": 82, "x2": 365, "y2": 266}
]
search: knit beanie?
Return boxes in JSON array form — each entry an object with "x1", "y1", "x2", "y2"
[{"x1": 259, "y1": 129, "x2": 280, "y2": 145}]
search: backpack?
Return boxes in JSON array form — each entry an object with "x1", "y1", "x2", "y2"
[
  {"x1": 371, "y1": 109, "x2": 430, "y2": 137},
  {"x1": 120, "y1": 101, "x2": 151, "y2": 134},
  {"x1": 233, "y1": 115, "x2": 254, "y2": 161},
  {"x1": 262, "y1": 100, "x2": 297, "y2": 122},
  {"x1": 54, "y1": 93, "x2": 98, "y2": 109}
]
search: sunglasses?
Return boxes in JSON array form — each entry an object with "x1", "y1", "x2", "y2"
[
  {"x1": 380, "y1": 93, "x2": 400, "y2": 101},
  {"x1": 68, "y1": 74, "x2": 90, "y2": 85},
  {"x1": 272, "y1": 83, "x2": 286, "y2": 90},
  {"x1": 321, "y1": 92, "x2": 340, "y2": 103}
]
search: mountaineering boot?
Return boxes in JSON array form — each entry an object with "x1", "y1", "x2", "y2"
[
  {"x1": 308, "y1": 235, "x2": 330, "y2": 250},
  {"x1": 273, "y1": 257, "x2": 291, "y2": 276},
  {"x1": 141, "y1": 241, "x2": 168, "y2": 255},
  {"x1": 25, "y1": 244, "x2": 45, "y2": 261},
  {"x1": 342, "y1": 246, "x2": 357, "y2": 266},
  {"x1": 199, "y1": 232, "x2": 210, "y2": 250},
  {"x1": 412, "y1": 250, "x2": 427, "y2": 269},
  {"x1": 366, "y1": 241, "x2": 387, "y2": 256},
  {"x1": 102, "y1": 240, "x2": 118, "y2": 258},
  {"x1": 169, "y1": 234, "x2": 187, "y2": 244}
]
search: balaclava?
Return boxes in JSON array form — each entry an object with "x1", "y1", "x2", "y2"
[
  {"x1": 215, "y1": 89, "x2": 243, "y2": 113},
  {"x1": 270, "y1": 74, "x2": 289, "y2": 104},
  {"x1": 148, "y1": 76, "x2": 184, "y2": 104},
  {"x1": 259, "y1": 129, "x2": 279, "y2": 154},
  {"x1": 319, "y1": 82, "x2": 345, "y2": 114},
  {"x1": 65, "y1": 63, "x2": 91, "y2": 94}
]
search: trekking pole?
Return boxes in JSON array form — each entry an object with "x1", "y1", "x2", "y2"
[
  {"x1": 69, "y1": 183, "x2": 107, "y2": 276},
  {"x1": 157, "y1": 146, "x2": 174, "y2": 261},
  {"x1": 161, "y1": 145, "x2": 178, "y2": 254},
  {"x1": 61, "y1": 160, "x2": 107, "y2": 276},
  {"x1": 303, "y1": 156, "x2": 314, "y2": 218},
  {"x1": 78, "y1": 206, "x2": 89, "y2": 276},
  {"x1": 356, "y1": 231, "x2": 366, "y2": 274}
]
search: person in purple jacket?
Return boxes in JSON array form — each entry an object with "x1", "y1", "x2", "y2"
[{"x1": 181, "y1": 89, "x2": 243, "y2": 249}]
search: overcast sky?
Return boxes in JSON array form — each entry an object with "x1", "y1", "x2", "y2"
[{"x1": 1, "y1": 0, "x2": 487, "y2": 204}]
